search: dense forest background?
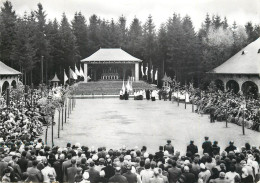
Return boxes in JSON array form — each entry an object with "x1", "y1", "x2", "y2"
[{"x1": 0, "y1": 1, "x2": 259, "y2": 87}]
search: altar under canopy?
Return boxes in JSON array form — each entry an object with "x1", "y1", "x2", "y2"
[{"x1": 81, "y1": 48, "x2": 142, "y2": 82}]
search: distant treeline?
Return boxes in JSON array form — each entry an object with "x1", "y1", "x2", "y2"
[{"x1": 0, "y1": 1, "x2": 259, "y2": 86}]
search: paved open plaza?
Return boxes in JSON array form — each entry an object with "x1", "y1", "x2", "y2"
[{"x1": 44, "y1": 98, "x2": 260, "y2": 154}]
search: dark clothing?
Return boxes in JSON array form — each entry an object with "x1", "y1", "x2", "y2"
[
  {"x1": 241, "y1": 175, "x2": 254, "y2": 183},
  {"x1": 123, "y1": 171, "x2": 137, "y2": 183},
  {"x1": 102, "y1": 165, "x2": 115, "y2": 179},
  {"x1": 212, "y1": 145, "x2": 220, "y2": 155},
  {"x1": 0, "y1": 160, "x2": 8, "y2": 179},
  {"x1": 168, "y1": 167, "x2": 182, "y2": 183},
  {"x1": 164, "y1": 144, "x2": 174, "y2": 154},
  {"x1": 187, "y1": 144, "x2": 198, "y2": 156},
  {"x1": 66, "y1": 166, "x2": 78, "y2": 183},
  {"x1": 109, "y1": 173, "x2": 128, "y2": 183},
  {"x1": 87, "y1": 167, "x2": 100, "y2": 183},
  {"x1": 178, "y1": 172, "x2": 196, "y2": 183},
  {"x1": 225, "y1": 145, "x2": 237, "y2": 153},
  {"x1": 98, "y1": 176, "x2": 108, "y2": 183},
  {"x1": 17, "y1": 157, "x2": 28, "y2": 173},
  {"x1": 202, "y1": 141, "x2": 212, "y2": 156},
  {"x1": 155, "y1": 151, "x2": 164, "y2": 162},
  {"x1": 53, "y1": 159, "x2": 64, "y2": 183}
]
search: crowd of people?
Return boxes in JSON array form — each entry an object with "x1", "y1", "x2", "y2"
[
  {"x1": 189, "y1": 89, "x2": 260, "y2": 132},
  {"x1": 0, "y1": 138, "x2": 259, "y2": 183}
]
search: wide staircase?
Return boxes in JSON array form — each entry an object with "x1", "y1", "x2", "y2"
[{"x1": 74, "y1": 80, "x2": 156, "y2": 95}]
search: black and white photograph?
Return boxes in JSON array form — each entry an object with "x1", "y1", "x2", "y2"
[{"x1": 0, "y1": 0, "x2": 260, "y2": 182}]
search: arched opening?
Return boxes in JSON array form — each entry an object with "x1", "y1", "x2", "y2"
[
  {"x1": 2, "y1": 81, "x2": 10, "y2": 94},
  {"x1": 11, "y1": 80, "x2": 17, "y2": 89},
  {"x1": 215, "y1": 79, "x2": 224, "y2": 91},
  {"x1": 226, "y1": 80, "x2": 239, "y2": 94},
  {"x1": 242, "y1": 81, "x2": 259, "y2": 99}
]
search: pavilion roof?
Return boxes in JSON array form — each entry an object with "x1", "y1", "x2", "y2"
[
  {"x1": 208, "y1": 37, "x2": 260, "y2": 75},
  {"x1": 0, "y1": 61, "x2": 21, "y2": 75},
  {"x1": 81, "y1": 48, "x2": 142, "y2": 63},
  {"x1": 50, "y1": 73, "x2": 60, "y2": 82},
  {"x1": 162, "y1": 73, "x2": 171, "y2": 82}
]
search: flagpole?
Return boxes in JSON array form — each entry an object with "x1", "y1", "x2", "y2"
[
  {"x1": 157, "y1": 69, "x2": 158, "y2": 86},
  {"x1": 69, "y1": 67, "x2": 71, "y2": 85}
]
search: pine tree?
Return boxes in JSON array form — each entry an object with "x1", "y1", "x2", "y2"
[
  {"x1": 72, "y1": 12, "x2": 88, "y2": 59},
  {"x1": 127, "y1": 17, "x2": 143, "y2": 58},
  {"x1": 12, "y1": 13, "x2": 37, "y2": 84},
  {"x1": 87, "y1": 14, "x2": 100, "y2": 54},
  {"x1": 223, "y1": 17, "x2": 228, "y2": 29},
  {"x1": 181, "y1": 16, "x2": 201, "y2": 82},
  {"x1": 117, "y1": 15, "x2": 128, "y2": 49},
  {"x1": 166, "y1": 14, "x2": 184, "y2": 81},
  {"x1": 157, "y1": 24, "x2": 168, "y2": 81},
  {"x1": 212, "y1": 15, "x2": 222, "y2": 29},
  {"x1": 142, "y1": 15, "x2": 156, "y2": 81},
  {"x1": 45, "y1": 19, "x2": 64, "y2": 77},
  {"x1": 60, "y1": 13, "x2": 79, "y2": 72},
  {"x1": 108, "y1": 19, "x2": 119, "y2": 48},
  {"x1": 0, "y1": 1, "x2": 16, "y2": 67}
]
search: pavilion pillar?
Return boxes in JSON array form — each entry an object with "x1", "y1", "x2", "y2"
[
  {"x1": 135, "y1": 63, "x2": 139, "y2": 81},
  {"x1": 84, "y1": 63, "x2": 88, "y2": 82}
]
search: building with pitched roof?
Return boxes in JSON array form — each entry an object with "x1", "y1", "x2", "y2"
[
  {"x1": 81, "y1": 48, "x2": 142, "y2": 82},
  {"x1": 208, "y1": 38, "x2": 260, "y2": 97},
  {"x1": 0, "y1": 61, "x2": 21, "y2": 94}
]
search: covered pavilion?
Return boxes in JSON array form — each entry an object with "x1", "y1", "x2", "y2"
[
  {"x1": 208, "y1": 38, "x2": 260, "y2": 98},
  {"x1": 0, "y1": 61, "x2": 21, "y2": 94},
  {"x1": 81, "y1": 48, "x2": 142, "y2": 82}
]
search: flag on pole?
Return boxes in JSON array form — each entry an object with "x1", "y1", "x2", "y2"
[
  {"x1": 126, "y1": 79, "x2": 131, "y2": 91},
  {"x1": 122, "y1": 79, "x2": 125, "y2": 93},
  {"x1": 145, "y1": 64, "x2": 148, "y2": 76},
  {"x1": 155, "y1": 69, "x2": 158, "y2": 81},
  {"x1": 69, "y1": 67, "x2": 77, "y2": 80},
  {"x1": 75, "y1": 64, "x2": 81, "y2": 76},
  {"x1": 64, "y1": 69, "x2": 68, "y2": 85},
  {"x1": 79, "y1": 65, "x2": 85, "y2": 77},
  {"x1": 141, "y1": 64, "x2": 144, "y2": 77}
]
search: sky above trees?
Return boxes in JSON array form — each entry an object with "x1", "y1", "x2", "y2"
[{"x1": 9, "y1": 0, "x2": 260, "y2": 31}]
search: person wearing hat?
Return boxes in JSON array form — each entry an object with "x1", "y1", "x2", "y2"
[
  {"x1": 109, "y1": 167, "x2": 127, "y2": 183},
  {"x1": 202, "y1": 137, "x2": 213, "y2": 156},
  {"x1": 187, "y1": 140, "x2": 198, "y2": 156},
  {"x1": 123, "y1": 163, "x2": 137, "y2": 183},
  {"x1": 225, "y1": 141, "x2": 237, "y2": 154},
  {"x1": 164, "y1": 140, "x2": 174, "y2": 155}
]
